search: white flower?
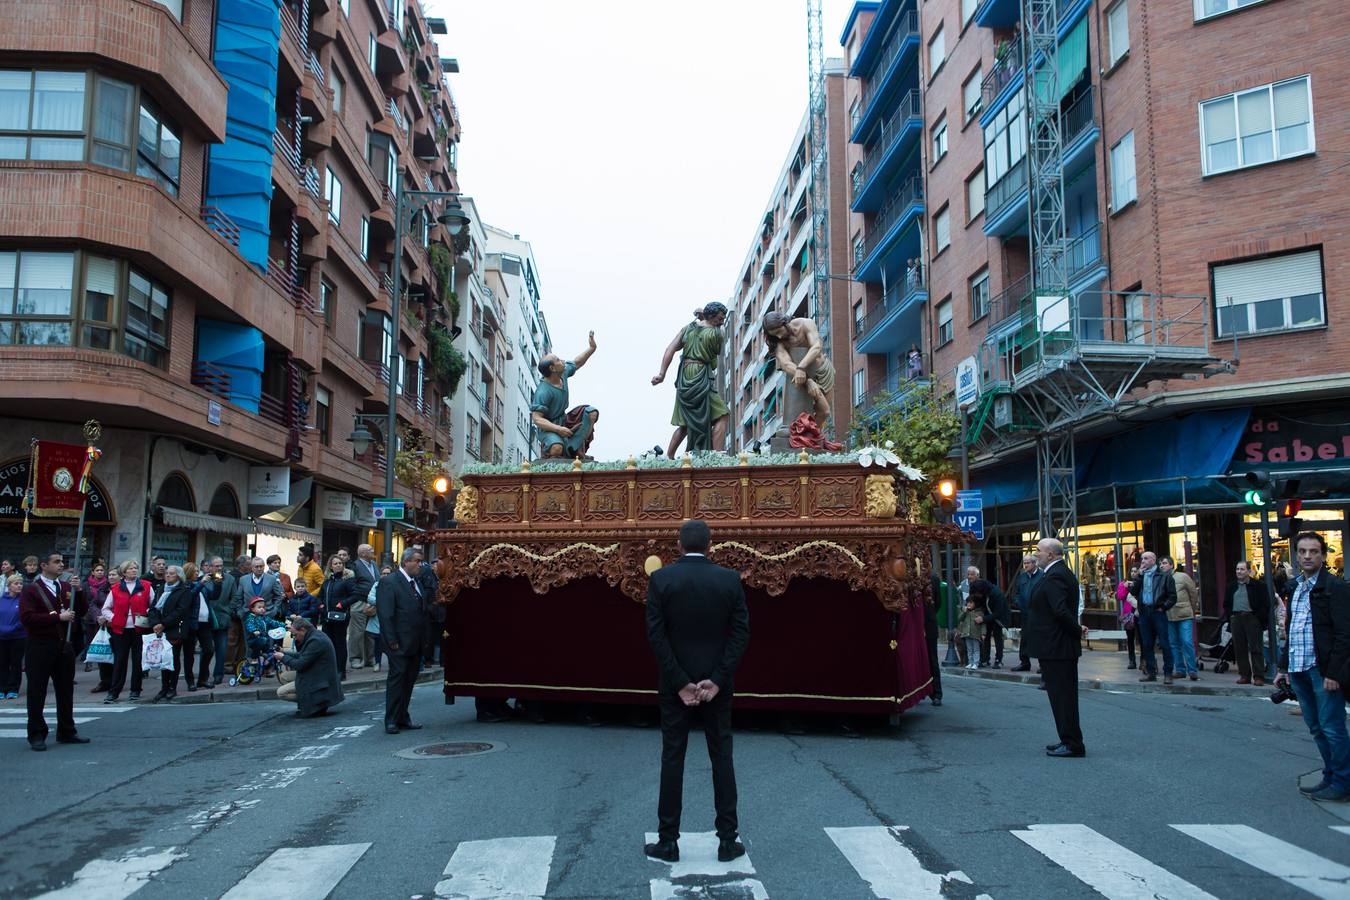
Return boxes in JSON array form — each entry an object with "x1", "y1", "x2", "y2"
[
  {"x1": 884, "y1": 440, "x2": 895, "y2": 450},
  {"x1": 857, "y1": 445, "x2": 901, "y2": 468}
]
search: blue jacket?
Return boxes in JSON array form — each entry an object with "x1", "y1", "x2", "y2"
[
  {"x1": 0, "y1": 591, "x2": 24, "y2": 639},
  {"x1": 243, "y1": 612, "x2": 286, "y2": 651},
  {"x1": 289, "y1": 590, "x2": 319, "y2": 622}
]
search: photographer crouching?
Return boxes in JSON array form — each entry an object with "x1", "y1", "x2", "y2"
[
  {"x1": 1275, "y1": 531, "x2": 1350, "y2": 803},
  {"x1": 274, "y1": 616, "x2": 344, "y2": 718}
]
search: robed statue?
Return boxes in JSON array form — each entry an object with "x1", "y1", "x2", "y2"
[
  {"x1": 531, "y1": 331, "x2": 599, "y2": 460},
  {"x1": 652, "y1": 302, "x2": 730, "y2": 458}
]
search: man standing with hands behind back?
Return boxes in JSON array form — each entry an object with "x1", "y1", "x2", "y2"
[
  {"x1": 377, "y1": 548, "x2": 429, "y2": 734},
  {"x1": 644, "y1": 519, "x2": 750, "y2": 865},
  {"x1": 1023, "y1": 538, "x2": 1088, "y2": 758}
]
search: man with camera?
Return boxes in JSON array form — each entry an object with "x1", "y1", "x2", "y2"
[{"x1": 1276, "y1": 531, "x2": 1350, "y2": 803}]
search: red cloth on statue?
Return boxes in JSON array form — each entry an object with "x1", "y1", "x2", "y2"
[{"x1": 787, "y1": 412, "x2": 843, "y2": 451}]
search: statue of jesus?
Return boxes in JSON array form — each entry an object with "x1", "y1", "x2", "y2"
[{"x1": 762, "y1": 311, "x2": 834, "y2": 427}]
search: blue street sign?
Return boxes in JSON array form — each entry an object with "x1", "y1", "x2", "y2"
[
  {"x1": 954, "y1": 509, "x2": 984, "y2": 540},
  {"x1": 955, "y1": 490, "x2": 983, "y2": 511}
]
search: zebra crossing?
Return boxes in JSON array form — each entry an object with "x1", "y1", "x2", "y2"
[
  {"x1": 0, "y1": 704, "x2": 136, "y2": 738},
  {"x1": 33, "y1": 823, "x2": 1350, "y2": 899}
]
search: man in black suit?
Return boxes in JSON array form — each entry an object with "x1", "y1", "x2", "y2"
[
  {"x1": 644, "y1": 519, "x2": 750, "y2": 864},
  {"x1": 925, "y1": 574, "x2": 943, "y2": 707},
  {"x1": 1023, "y1": 538, "x2": 1088, "y2": 758},
  {"x1": 376, "y1": 548, "x2": 429, "y2": 734}
]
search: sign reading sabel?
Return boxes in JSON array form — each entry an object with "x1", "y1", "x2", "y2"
[{"x1": 956, "y1": 357, "x2": 980, "y2": 410}]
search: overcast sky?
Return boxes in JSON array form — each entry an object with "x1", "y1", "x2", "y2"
[{"x1": 427, "y1": 0, "x2": 856, "y2": 460}]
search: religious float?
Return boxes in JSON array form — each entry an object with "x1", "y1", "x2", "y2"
[{"x1": 419, "y1": 450, "x2": 961, "y2": 716}]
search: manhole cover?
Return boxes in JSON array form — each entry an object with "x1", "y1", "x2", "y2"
[{"x1": 397, "y1": 741, "x2": 504, "y2": 760}]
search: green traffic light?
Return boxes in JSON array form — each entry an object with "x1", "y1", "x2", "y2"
[{"x1": 1244, "y1": 489, "x2": 1269, "y2": 506}]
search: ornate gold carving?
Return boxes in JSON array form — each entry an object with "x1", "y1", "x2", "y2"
[
  {"x1": 696, "y1": 488, "x2": 735, "y2": 514},
  {"x1": 469, "y1": 541, "x2": 618, "y2": 568},
  {"x1": 711, "y1": 539, "x2": 865, "y2": 568},
  {"x1": 453, "y1": 485, "x2": 479, "y2": 523},
  {"x1": 485, "y1": 493, "x2": 520, "y2": 518},
  {"x1": 864, "y1": 474, "x2": 898, "y2": 519}
]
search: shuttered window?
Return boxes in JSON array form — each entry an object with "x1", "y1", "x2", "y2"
[
  {"x1": 1212, "y1": 249, "x2": 1324, "y2": 337},
  {"x1": 1200, "y1": 76, "x2": 1313, "y2": 175}
]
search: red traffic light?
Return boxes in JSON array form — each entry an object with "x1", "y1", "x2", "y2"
[{"x1": 1281, "y1": 498, "x2": 1302, "y2": 518}]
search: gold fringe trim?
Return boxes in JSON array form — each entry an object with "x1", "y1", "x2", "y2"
[
  {"x1": 468, "y1": 541, "x2": 619, "y2": 569},
  {"x1": 711, "y1": 539, "x2": 865, "y2": 569}
]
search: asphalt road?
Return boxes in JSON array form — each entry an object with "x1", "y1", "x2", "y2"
[{"x1": 0, "y1": 675, "x2": 1346, "y2": 899}]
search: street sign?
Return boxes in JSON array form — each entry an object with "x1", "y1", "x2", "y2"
[
  {"x1": 372, "y1": 498, "x2": 405, "y2": 521},
  {"x1": 954, "y1": 509, "x2": 984, "y2": 539},
  {"x1": 955, "y1": 490, "x2": 982, "y2": 510},
  {"x1": 956, "y1": 356, "x2": 979, "y2": 409}
]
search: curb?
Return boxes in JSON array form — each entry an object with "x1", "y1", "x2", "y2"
[
  {"x1": 943, "y1": 665, "x2": 1276, "y2": 699},
  {"x1": 103, "y1": 668, "x2": 445, "y2": 706}
]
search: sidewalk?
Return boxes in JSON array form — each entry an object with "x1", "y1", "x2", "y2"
[{"x1": 943, "y1": 646, "x2": 1279, "y2": 698}]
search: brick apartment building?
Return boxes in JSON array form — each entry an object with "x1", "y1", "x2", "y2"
[
  {"x1": 718, "y1": 63, "x2": 854, "y2": 452},
  {"x1": 0, "y1": 0, "x2": 469, "y2": 567},
  {"x1": 842, "y1": 0, "x2": 1349, "y2": 616}
]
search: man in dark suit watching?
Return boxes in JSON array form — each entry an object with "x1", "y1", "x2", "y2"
[
  {"x1": 1023, "y1": 538, "x2": 1088, "y2": 758},
  {"x1": 376, "y1": 548, "x2": 429, "y2": 734},
  {"x1": 644, "y1": 519, "x2": 750, "y2": 864}
]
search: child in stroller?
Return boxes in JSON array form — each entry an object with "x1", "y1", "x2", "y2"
[{"x1": 233, "y1": 598, "x2": 288, "y2": 685}]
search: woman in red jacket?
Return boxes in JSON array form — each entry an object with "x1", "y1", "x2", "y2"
[{"x1": 99, "y1": 560, "x2": 152, "y2": 703}]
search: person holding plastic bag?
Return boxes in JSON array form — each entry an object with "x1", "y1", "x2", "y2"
[
  {"x1": 148, "y1": 565, "x2": 194, "y2": 702},
  {"x1": 81, "y1": 562, "x2": 112, "y2": 693},
  {"x1": 0, "y1": 573, "x2": 26, "y2": 699},
  {"x1": 101, "y1": 561, "x2": 153, "y2": 702}
]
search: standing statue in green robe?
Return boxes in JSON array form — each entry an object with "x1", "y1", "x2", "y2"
[
  {"x1": 651, "y1": 302, "x2": 730, "y2": 458},
  {"x1": 531, "y1": 331, "x2": 599, "y2": 460}
]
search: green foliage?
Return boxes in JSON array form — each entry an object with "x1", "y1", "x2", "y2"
[
  {"x1": 393, "y1": 427, "x2": 448, "y2": 498},
  {"x1": 428, "y1": 324, "x2": 466, "y2": 395},
  {"x1": 849, "y1": 380, "x2": 960, "y2": 514},
  {"x1": 428, "y1": 244, "x2": 459, "y2": 325}
]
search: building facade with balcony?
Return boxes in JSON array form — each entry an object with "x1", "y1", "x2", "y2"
[
  {"x1": 842, "y1": 0, "x2": 1350, "y2": 618},
  {"x1": 0, "y1": 0, "x2": 467, "y2": 566},
  {"x1": 483, "y1": 225, "x2": 549, "y2": 468},
  {"x1": 446, "y1": 198, "x2": 492, "y2": 471},
  {"x1": 718, "y1": 63, "x2": 853, "y2": 452}
]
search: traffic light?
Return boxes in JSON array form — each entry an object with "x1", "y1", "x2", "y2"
[
  {"x1": 1243, "y1": 469, "x2": 1272, "y2": 506},
  {"x1": 432, "y1": 475, "x2": 453, "y2": 528},
  {"x1": 934, "y1": 477, "x2": 958, "y2": 521},
  {"x1": 1278, "y1": 497, "x2": 1303, "y2": 539}
]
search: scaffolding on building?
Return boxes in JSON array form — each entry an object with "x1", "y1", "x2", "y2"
[{"x1": 805, "y1": 0, "x2": 833, "y2": 362}]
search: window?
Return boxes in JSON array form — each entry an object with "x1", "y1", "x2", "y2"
[
  {"x1": 0, "y1": 251, "x2": 74, "y2": 346},
  {"x1": 966, "y1": 166, "x2": 985, "y2": 221},
  {"x1": 325, "y1": 167, "x2": 342, "y2": 224},
  {"x1": 150, "y1": 0, "x2": 182, "y2": 19},
  {"x1": 368, "y1": 34, "x2": 378, "y2": 73},
  {"x1": 0, "y1": 70, "x2": 85, "y2": 160},
  {"x1": 932, "y1": 115, "x2": 948, "y2": 162},
  {"x1": 853, "y1": 301, "x2": 864, "y2": 335},
  {"x1": 315, "y1": 386, "x2": 331, "y2": 445},
  {"x1": 338, "y1": 0, "x2": 349, "y2": 14},
  {"x1": 962, "y1": 0, "x2": 979, "y2": 26},
  {"x1": 934, "y1": 206, "x2": 950, "y2": 253},
  {"x1": 135, "y1": 98, "x2": 181, "y2": 195},
  {"x1": 82, "y1": 255, "x2": 117, "y2": 349},
  {"x1": 359, "y1": 216, "x2": 369, "y2": 259},
  {"x1": 1200, "y1": 76, "x2": 1313, "y2": 176},
  {"x1": 970, "y1": 268, "x2": 990, "y2": 321},
  {"x1": 983, "y1": 88, "x2": 1026, "y2": 187},
  {"x1": 853, "y1": 369, "x2": 865, "y2": 407},
  {"x1": 320, "y1": 277, "x2": 335, "y2": 328},
  {"x1": 1194, "y1": 0, "x2": 1265, "y2": 19},
  {"x1": 1110, "y1": 131, "x2": 1137, "y2": 209},
  {"x1": 928, "y1": 25, "x2": 945, "y2": 79},
  {"x1": 331, "y1": 70, "x2": 344, "y2": 114},
  {"x1": 1106, "y1": 1, "x2": 1129, "y2": 65},
  {"x1": 963, "y1": 67, "x2": 983, "y2": 121},
  {"x1": 1213, "y1": 249, "x2": 1324, "y2": 337},
  {"x1": 936, "y1": 297, "x2": 954, "y2": 347},
  {"x1": 124, "y1": 266, "x2": 169, "y2": 368},
  {"x1": 92, "y1": 76, "x2": 134, "y2": 169}
]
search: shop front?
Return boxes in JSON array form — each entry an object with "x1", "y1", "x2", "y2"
[{"x1": 0, "y1": 455, "x2": 115, "y2": 567}]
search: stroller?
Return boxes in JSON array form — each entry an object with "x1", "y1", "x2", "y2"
[
  {"x1": 1198, "y1": 621, "x2": 1235, "y2": 674},
  {"x1": 231, "y1": 626, "x2": 289, "y2": 686}
]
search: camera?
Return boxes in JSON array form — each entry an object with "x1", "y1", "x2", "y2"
[{"x1": 1270, "y1": 685, "x2": 1297, "y2": 704}]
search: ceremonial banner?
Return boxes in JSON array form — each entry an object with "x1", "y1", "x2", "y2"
[{"x1": 23, "y1": 440, "x2": 93, "y2": 520}]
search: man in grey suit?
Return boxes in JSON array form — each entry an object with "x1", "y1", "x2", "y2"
[
  {"x1": 348, "y1": 543, "x2": 380, "y2": 669},
  {"x1": 377, "y1": 548, "x2": 429, "y2": 734},
  {"x1": 231, "y1": 557, "x2": 286, "y2": 619}
]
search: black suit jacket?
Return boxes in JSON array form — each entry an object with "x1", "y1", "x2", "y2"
[
  {"x1": 376, "y1": 571, "x2": 427, "y2": 655},
  {"x1": 1022, "y1": 560, "x2": 1081, "y2": 661},
  {"x1": 1131, "y1": 568, "x2": 1177, "y2": 613},
  {"x1": 1222, "y1": 578, "x2": 1270, "y2": 628},
  {"x1": 645, "y1": 555, "x2": 749, "y2": 694}
]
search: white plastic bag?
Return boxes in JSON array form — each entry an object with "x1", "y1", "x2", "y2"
[
  {"x1": 86, "y1": 627, "x2": 114, "y2": 665},
  {"x1": 142, "y1": 633, "x2": 172, "y2": 672}
]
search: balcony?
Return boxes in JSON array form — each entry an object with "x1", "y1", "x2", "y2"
[
  {"x1": 852, "y1": 11, "x2": 921, "y2": 144},
  {"x1": 856, "y1": 375, "x2": 933, "y2": 423},
  {"x1": 981, "y1": 40, "x2": 1023, "y2": 115},
  {"x1": 987, "y1": 272, "x2": 1032, "y2": 332},
  {"x1": 1061, "y1": 87, "x2": 1100, "y2": 174},
  {"x1": 983, "y1": 161, "x2": 1029, "y2": 237},
  {"x1": 851, "y1": 91, "x2": 923, "y2": 213},
  {"x1": 974, "y1": 0, "x2": 1021, "y2": 30},
  {"x1": 854, "y1": 176, "x2": 924, "y2": 283},
  {"x1": 855, "y1": 272, "x2": 927, "y2": 355},
  {"x1": 1066, "y1": 223, "x2": 1104, "y2": 288}
]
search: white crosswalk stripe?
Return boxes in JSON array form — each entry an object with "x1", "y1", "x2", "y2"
[
  {"x1": 1172, "y1": 824, "x2": 1350, "y2": 900},
  {"x1": 434, "y1": 835, "x2": 557, "y2": 899},
  {"x1": 1013, "y1": 824, "x2": 1218, "y2": 900},
  {"x1": 826, "y1": 825, "x2": 989, "y2": 899},
  {"x1": 221, "y1": 843, "x2": 372, "y2": 900},
  {"x1": 645, "y1": 832, "x2": 768, "y2": 900},
  {"x1": 0, "y1": 705, "x2": 136, "y2": 738},
  {"x1": 31, "y1": 846, "x2": 185, "y2": 899}
]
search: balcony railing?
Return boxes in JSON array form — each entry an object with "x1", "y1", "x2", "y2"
[
  {"x1": 364, "y1": 360, "x2": 391, "y2": 383},
  {"x1": 302, "y1": 162, "x2": 321, "y2": 198},
  {"x1": 982, "y1": 40, "x2": 1024, "y2": 112},
  {"x1": 985, "y1": 159, "x2": 1028, "y2": 220},
  {"x1": 273, "y1": 126, "x2": 302, "y2": 175},
  {"x1": 858, "y1": 375, "x2": 932, "y2": 417},
  {"x1": 855, "y1": 271, "x2": 926, "y2": 341},
  {"x1": 1062, "y1": 86, "x2": 1095, "y2": 145},
  {"x1": 855, "y1": 91, "x2": 922, "y2": 189},
  {"x1": 191, "y1": 361, "x2": 231, "y2": 400},
  {"x1": 267, "y1": 258, "x2": 319, "y2": 313},
  {"x1": 201, "y1": 205, "x2": 240, "y2": 248},
  {"x1": 306, "y1": 52, "x2": 326, "y2": 88},
  {"x1": 387, "y1": 99, "x2": 407, "y2": 134},
  {"x1": 193, "y1": 362, "x2": 302, "y2": 430},
  {"x1": 988, "y1": 271, "x2": 1032, "y2": 327},
  {"x1": 279, "y1": 3, "x2": 305, "y2": 52},
  {"x1": 857, "y1": 11, "x2": 920, "y2": 118},
  {"x1": 859, "y1": 176, "x2": 923, "y2": 264},
  {"x1": 1066, "y1": 224, "x2": 1102, "y2": 283}
]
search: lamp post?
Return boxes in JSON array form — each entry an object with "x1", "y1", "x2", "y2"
[{"x1": 382, "y1": 187, "x2": 469, "y2": 566}]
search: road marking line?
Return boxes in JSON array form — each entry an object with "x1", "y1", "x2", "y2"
[
  {"x1": 283, "y1": 744, "x2": 342, "y2": 761},
  {"x1": 320, "y1": 725, "x2": 372, "y2": 739},
  {"x1": 434, "y1": 835, "x2": 556, "y2": 899},
  {"x1": 32, "y1": 846, "x2": 185, "y2": 899},
  {"x1": 0, "y1": 717, "x2": 101, "y2": 738},
  {"x1": 649, "y1": 877, "x2": 768, "y2": 899},
  {"x1": 1014, "y1": 824, "x2": 1218, "y2": 900},
  {"x1": 1333, "y1": 826, "x2": 1350, "y2": 838},
  {"x1": 0, "y1": 706, "x2": 135, "y2": 713},
  {"x1": 644, "y1": 831, "x2": 767, "y2": 900},
  {"x1": 186, "y1": 799, "x2": 263, "y2": 829},
  {"x1": 236, "y1": 768, "x2": 310, "y2": 791},
  {"x1": 1173, "y1": 824, "x2": 1350, "y2": 899},
  {"x1": 826, "y1": 826, "x2": 985, "y2": 899},
  {"x1": 221, "y1": 843, "x2": 371, "y2": 900},
  {"x1": 643, "y1": 832, "x2": 757, "y2": 879}
]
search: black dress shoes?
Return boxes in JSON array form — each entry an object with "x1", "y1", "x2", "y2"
[
  {"x1": 384, "y1": 723, "x2": 400, "y2": 734},
  {"x1": 56, "y1": 735, "x2": 90, "y2": 745},
  {"x1": 397, "y1": 721, "x2": 424, "y2": 730},
  {"x1": 930, "y1": 697, "x2": 942, "y2": 707},
  {"x1": 718, "y1": 839, "x2": 746, "y2": 862},
  {"x1": 645, "y1": 840, "x2": 679, "y2": 862},
  {"x1": 29, "y1": 739, "x2": 46, "y2": 752},
  {"x1": 1046, "y1": 743, "x2": 1085, "y2": 758}
]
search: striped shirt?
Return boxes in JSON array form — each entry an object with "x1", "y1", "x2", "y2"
[{"x1": 1287, "y1": 570, "x2": 1318, "y2": 674}]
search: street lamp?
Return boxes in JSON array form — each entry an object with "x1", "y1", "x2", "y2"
[{"x1": 383, "y1": 187, "x2": 468, "y2": 565}]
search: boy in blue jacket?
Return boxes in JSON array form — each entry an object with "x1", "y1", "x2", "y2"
[{"x1": 243, "y1": 597, "x2": 287, "y2": 658}]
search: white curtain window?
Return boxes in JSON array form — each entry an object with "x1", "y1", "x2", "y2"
[
  {"x1": 962, "y1": 0, "x2": 978, "y2": 25},
  {"x1": 1213, "y1": 249, "x2": 1324, "y2": 337},
  {"x1": 967, "y1": 167, "x2": 985, "y2": 220},
  {"x1": 970, "y1": 269, "x2": 990, "y2": 320},
  {"x1": 932, "y1": 117, "x2": 948, "y2": 162},
  {"x1": 935, "y1": 207, "x2": 950, "y2": 252},
  {"x1": 963, "y1": 68, "x2": 982, "y2": 121},
  {"x1": 0, "y1": 71, "x2": 31, "y2": 131},
  {"x1": 1194, "y1": 0, "x2": 1261, "y2": 19},
  {"x1": 1200, "y1": 76, "x2": 1313, "y2": 175},
  {"x1": 17, "y1": 252, "x2": 74, "y2": 316},
  {"x1": 93, "y1": 77, "x2": 134, "y2": 169},
  {"x1": 0, "y1": 252, "x2": 15, "y2": 314},
  {"x1": 929, "y1": 25, "x2": 945, "y2": 77},
  {"x1": 32, "y1": 72, "x2": 85, "y2": 132},
  {"x1": 359, "y1": 217, "x2": 369, "y2": 258},
  {"x1": 326, "y1": 167, "x2": 342, "y2": 224},
  {"x1": 937, "y1": 298, "x2": 954, "y2": 345},
  {"x1": 852, "y1": 369, "x2": 865, "y2": 406},
  {"x1": 983, "y1": 88, "x2": 1025, "y2": 188},
  {"x1": 1107, "y1": 1, "x2": 1129, "y2": 65},
  {"x1": 368, "y1": 34, "x2": 378, "y2": 72},
  {"x1": 1110, "y1": 131, "x2": 1137, "y2": 208}
]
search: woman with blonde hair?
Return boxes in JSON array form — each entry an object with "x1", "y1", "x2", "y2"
[
  {"x1": 100, "y1": 560, "x2": 152, "y2": 702},
  {"x1": 0, "y1": 573, "x2": 26, "y2": 699}
]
